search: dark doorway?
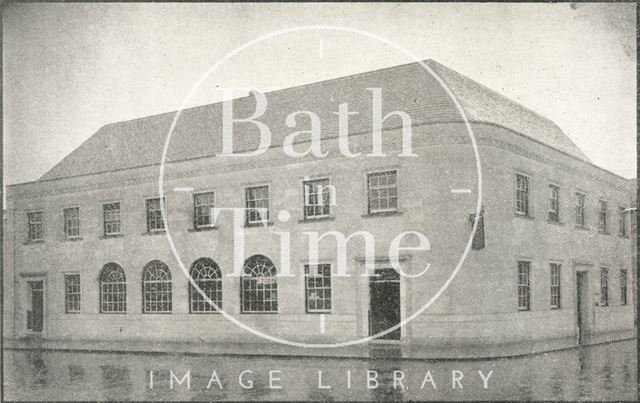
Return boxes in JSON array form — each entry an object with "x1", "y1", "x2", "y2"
[
  {"x1": 576, "y1": 271, "x2": 589, "y2": 345},
  {"x1": 369, "y1": 268, "x2": 401, "y2": 340},
  {"x1": 28, "y1": 281, "x2": 44, "y2": 333}
]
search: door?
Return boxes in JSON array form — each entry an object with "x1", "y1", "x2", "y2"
[
  {"x1": 576, "y1": 272, "x2": 589, "y2": 345},
  {"x1": 27, "y1": 281, "x2": 44, "y2": 333},
  {"x1": 369, "y1": 268, "x2": 401, "y2": 340}
]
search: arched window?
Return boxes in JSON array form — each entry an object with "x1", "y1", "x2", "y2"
[
  {"x1": 241, "y1": 255, "x2": 277, "y2": 313},
  {"x1": 142, "y1": 260, "x2": 172, "y2": 313},
  {"x1": 99, "y1": 263, "x2": 126, "y2": 313},
  {"x1": 189, "y1": 258, "x2": 222, "y2": 313}
]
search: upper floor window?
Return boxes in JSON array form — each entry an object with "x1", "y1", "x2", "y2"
[
  {"x1": 598, "y1": 200, "x2": 608, "y2": 233},
  {"x1": 620, "y1": 269, "x2": 628, "y2": 306},
  {"x1": 303, "y1": 178, "x2": 332, "y2": 219},
  {"x1": 142, "y1": 260, "x2": 172, "y2": 313},
  {"x1": 600, "y1": 267, "x2": 609, "y2": 307},
  {"x1": 367, "y1": 170, "x2": 398, "y2": 214},
  {"x1": 618, "y1": 207, "x2": 628, "y2": 237},
  {"x1": 64, "y1": 274, "x2": 81, "y2": 313},
  {"x1": 548, "y1": 185, "x2": 560, "y2": 222},
  {"x1": 245, "y1": 186, "x2": 269, "y2": 225},
  {"x1": 517, "y1": 261, "x2": 531, "y2": 311},
  {"x1": 575, "y1": 193, "x2": 586, "y2": 227},
  {"x1": 515, "y1": 174, "x2": 530, "y2": 216},
  {"x1": 241, "y1": 255, "x2": 277, "y2": 313},
  {"x1": 193, "y1": 192, "x2": 216, "y2": 229},
  {"x1": 146, "y1": 198, "x2": 165, "y2": 233},
  {"x1": 550, "y1": 263, "x2": 561, "y2": 309},
  {"x1": 99, "y1": 263, "x2": 126, "y2": 313},
  {"x1": 103, "y1": 203, "x2": 121, "y2": 236},
  {"x1": 64, "y1": 207, "x2": 80, "y2": 238},
  {"x1": 305, "y1": 264, "x2": 332, "y2": 313},
  {"x1": 27, "y1": 211, "x2": 43, "y2": 241},
  {"x1": 189, "y1": 258, "x2": 222, "y2": 313}
]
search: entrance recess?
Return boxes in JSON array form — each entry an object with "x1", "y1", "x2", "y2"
[
  {"x1": 27, "y1": 280, "x2": 44, "y2": 333},
  {"x1": 576, "y1": 271, "x2": 590, "y2": 345},
  {"x1": 369, "y1": 268, "x2": 401, "y2": 340}
]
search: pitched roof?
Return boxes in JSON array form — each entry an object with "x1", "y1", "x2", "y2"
[{"x1": 39, "y1": 59, "x2": 590, "y2": 181}]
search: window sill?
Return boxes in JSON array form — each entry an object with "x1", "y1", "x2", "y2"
[
  {"x1": 306, "y1": 310, "x2": 331, "y2": 314},
  {"x1": 142, "y1": 230, "x2": 166, "y2": 236},
  {"x1": 244, "y1": 222, "x2": 274, "y2": 228},
  {"x1": 598, "y1": 231, "x2": 610, "y2": 236},
  {"x1": 189, "y1": 311, "x2": 222, "y2": 314},
  {"x1": 100, "y1": 234, "x2": 124, "y2": 239},
  {"x1": 361, "y1": 211, "x2": 403, "y2": 219},
  {"x1": 575, "y1": 225, "x2": 589, "y2": 231},
  {"x1": 65, "y1": 311, "x2": 81, "y2": 314},
  {"x1": 23, "y1": 239, "x2": 45, "y2": 245},
  {"x1": 240, "y1": 311, "x2": 278, "y2": 314},
  {"x1": 63, "y1": 237, "x2": 84, "y2": 242},
  {"x1": 188, "y1": 226, "x2": 219, "y2": 232},
  {"x1": 514, "y1": 213, "x2": 535, "y2": 220},
  {"x1": 299, "y1": 216, "x2": 335, "y2": 223},
  {"x1": 546, "y1": 220, "x2": 564, "y2": 226},
  {"x1": 619, "y1": 235, "x2": 629, "y2": 239}
]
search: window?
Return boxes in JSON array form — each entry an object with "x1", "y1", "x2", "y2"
[
  {"x1": 548, "y1": 185, "x2": 560, "y2": 222},
  {"x1": 193, "y1": 192, "x2": 216, "y2": 229},
  {"x1": 598, "y1": 200, "x2": 608, "y2": 233},
  {"x1": 305, "y1": 264, "x2": 332, "y2": 313},
  {"x1": 245, "y1": 186, "x2": 269, "y2": 225},
  {"x1": 103, "y1": 203, "x2": 121, "y2": 236},
  {"x1": 469, "y1": 210, "x2": 485, "y2": 250},
  {"x1": 620, "y1": 269, "x2": 628, "y2": 306},
  {"x1": 99, "y1": 263, "x2": 126, "y2": 313},
  {"x1": 27, "y1": 211, "x2": 43, "y2": 241},
  {"x1": 517, "y1": 261, "x2": 531, "y2": 311},
  {"x1": 303, "y1": 179, "x2": 332, "y2": 219},
  {"x1": 64, "y1": 274, "x2": 81, "y2": 313},
  {"x1": 367, "y1": 170, "x2": 398, "y2": 214},
  {"x1": 515, "y1": 174, "x2": 530, "y2": 216},
  {"x1": 62, "y1": 207, "x2": 80, "y2": 239},
  {"x1": 575, "y1": 193, "x2": 586, "y2": 227},
  {"x1": 550, "y1": 263, "x2": 561, "y2": 309},
  {"x1": 600, "y1": 267, "x2": 609, "y2": 307},
  {"x1": 619, "y1": 207, "x2": 628, "y2": 237},
  {"x1": 241, "y1": 255, "x2": 277, "y2": 313},
  {"x1": 146, "y1": 198, "x2": 165, "y2": 232},
  {"x1": 189, "y1": 258, "x2": 222, "y2": 313},
  {"x1": 142, "y1": 260, "x2": 172, "y2": 313}
]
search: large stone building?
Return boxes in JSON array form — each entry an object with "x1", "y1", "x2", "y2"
[{"x1": 4, "y1": 60, "x2": 635, "y2": 357}]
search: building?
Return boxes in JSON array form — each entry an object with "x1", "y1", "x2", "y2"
[{"x1": 3, "y1": 60, "x2": 635, "y2": 358}]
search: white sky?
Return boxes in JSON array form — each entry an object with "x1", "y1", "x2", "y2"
[{"x1": 3, "y1": 3, "x2": 637, "y2": 185}]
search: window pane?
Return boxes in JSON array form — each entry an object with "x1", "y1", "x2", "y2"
[
  {"x1": 99, "y1": 263, "x2": 127, "y2": 313},
  {"x1": 241, "y1": 255, "x2": 277, "y2": 313},
  {"x1": 368, "y1": 171, "x2": 398, "y2": 214}
]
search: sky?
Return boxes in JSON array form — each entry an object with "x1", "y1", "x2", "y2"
[{"x1": 3, "y1": 3, "x2": 637, "y2": 186}]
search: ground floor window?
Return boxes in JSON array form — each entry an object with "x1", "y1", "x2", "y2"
[
  {"x1": 64, "y1": 274, "x2": 81, "y2": 313},
  {"x1": 242, "y1": 255, "x2": 277, "y2": 313},
  {"x1": 620, "y1": 269, "x2": 628, "y2": 306},
  {"x1": 550, "y1": 263, "x2": 561, "y2": 309},
  {"x1": 189, "y1": 258, "x2": 222, "y2": 312},
  {"x1": 143, "y1": 260, "x2": 172, "y2": 313},
  {"x1": 100, "y1": 263, "x2": 126, "y2": 313},
  {"x1": 305, "y1": 264, "x2": 332, "y2": 313},
  {"x1": 600, "y1": 267, "x2": 609, "y2": 307},
  {"x1": 517, "y1": 261, "x2": 531, "y2": 311}
]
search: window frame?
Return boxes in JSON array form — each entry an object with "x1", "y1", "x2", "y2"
[
  {"x1": 620, "y1": 269, "x2": 628, "y2": 306},
  {"x1": 515, "y1": 173, "x2": 531, "y2": 217},
  {"x1": 142, "y1": 260, "x2": 173, "y2": 314},
  {"x1": 618, "y1": 206, "x2": 628, "y2": 238},
  {"x1": 241, "y1": 255, "x2": 278, "y2": 314},
  {"x1": 99, "y1": 263, "x2": 127, "y2": 314},
  {"x1": 600, "y1": 267, "x2": 609, "y2": 307},
  {"x1": 303, "y1": 178, "x2": 332, "y2": 220},
  {"x1": 517, "y1": 260, "x2": 531, "y2": 311},
  {"x1": 145, "y1": 197, "x2": 166, "y2": 233},
  {"x1": 63, "y1": 206, "x2": 81, "y2": 239},
  {"x1": 193, "y1": 191, "x2": 217, "y2": 230},
  {"x1": 27, "y1": 210, "x2": 44, "y2": 242},
  {"x1": 575, "y1": 192, "x2": 587, "y2": 228},
  {"x1": 366, "y1": 170, "x2": 399, "y2": 215},
  {"x1": 189, "y1": 258, "x2": 223, "y2": 313},
  {"x1": 549, "y1": 263, "x2": 561, "y2": 309},
  {"x1": 598, "y1": 200, "x2": 608, "y2": 233},
  {"x1": 305, "y1": 263, "x2": 332, "y2": 313},
  {"x1": 103, "y1": 202, "x2": 122, "y2": 237},
  {"x1": 245, "y1": 185, "x2": 270, "y2": 226},
  {"x1": 64, "y1": 273, "x2": 81, "y2": 313},
  {"x1": 547, "y1": 184, "x2": 560, "y2": 223}
]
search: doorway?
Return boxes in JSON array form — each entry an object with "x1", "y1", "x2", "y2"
[
  {"x1": 369, "y1": 268, "x2": 401, "y2": 340},
  {"x1": 576, "y1": 271, "x2": 590, "y2": 345},
  {"x1": 27, "y1": 280, "x2": 44, "y2": 334}
]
